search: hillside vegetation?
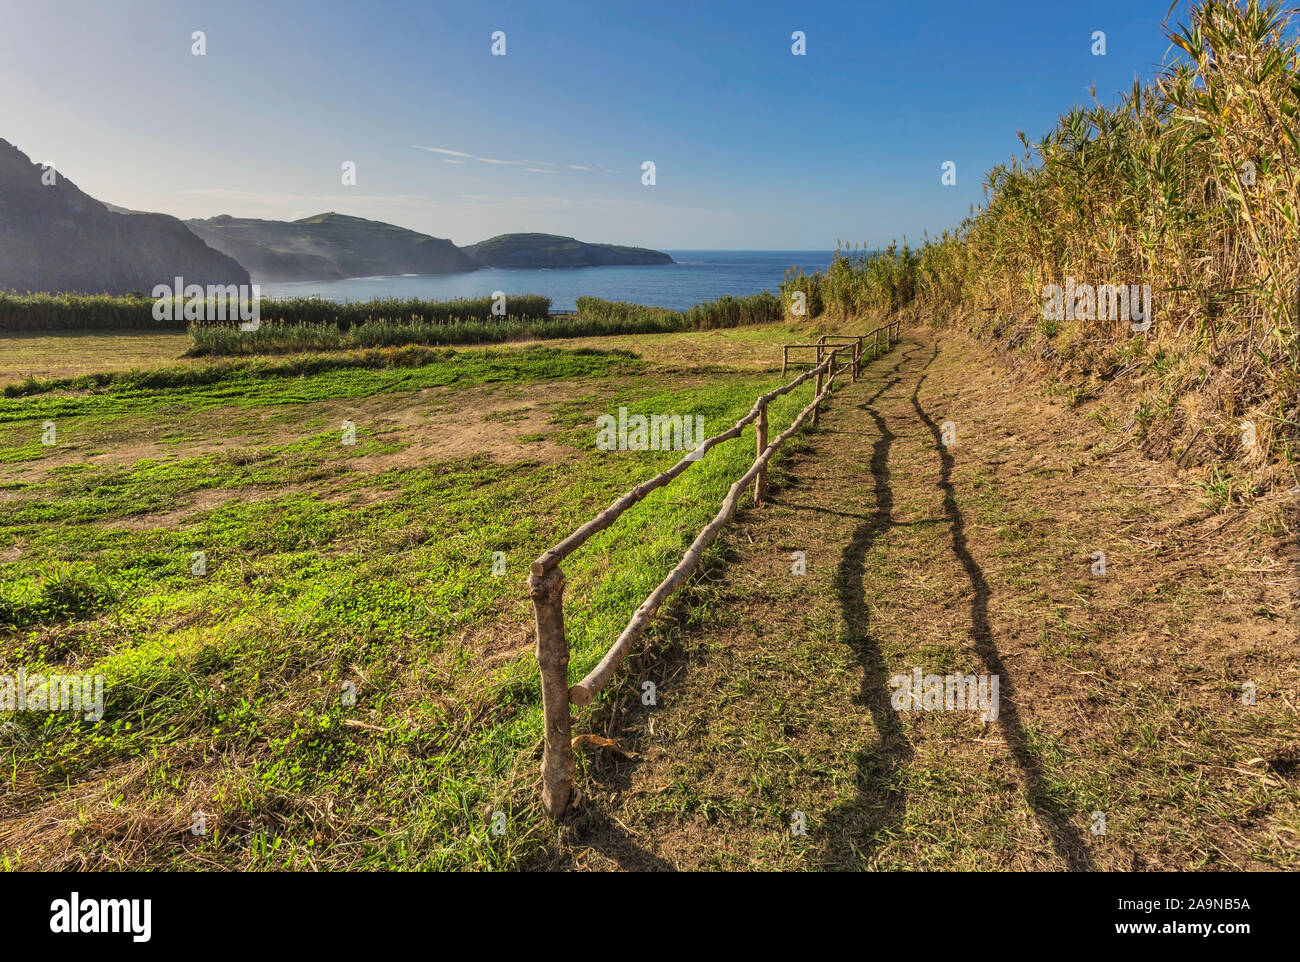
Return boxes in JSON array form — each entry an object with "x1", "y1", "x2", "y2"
[
  {"x1": 186, "y1": 213, "x2": 476, "y2": 283},
  {"x1": 463, "y1": 233, "x2": 673, "y2": 268},
  {"x1": 0, "y1": 140, "x2": 248, "y2": 296},
  {"x1": 782, "y1": 0, "x2": 1299, "y2": 483}
]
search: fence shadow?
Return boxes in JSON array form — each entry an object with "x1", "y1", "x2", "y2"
[
  {"x1": 807, "y1": 344, "x2": 924, "y2": 868},
  {"x1": 909, "y1": 343, "x2": 1094, "y2": 871}
]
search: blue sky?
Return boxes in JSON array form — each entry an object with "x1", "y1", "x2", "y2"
[{"x1": 2, "y1": 0, "x2": 1190, "y2": 249}]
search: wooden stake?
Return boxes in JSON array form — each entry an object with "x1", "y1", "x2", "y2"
[
  {"x1": 568, "y1": 366, "x2": 843, "y2": 707},
  {"x1": 531, "y1": 358, "x2": 828, "y2": 576},
  {"x1": 529, "y1": 567, "x2": 573, "y2": 818},
  {"x1": 754, "y1": 402, "x2": 769, "y2": 505}
]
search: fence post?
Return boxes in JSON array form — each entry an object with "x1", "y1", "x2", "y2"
[
  {"x1": 781, "y1": 345, "x2": 788, "y2": 377},
  {"x1": 813, "y1": 356, "x2": 826, "y2": 426},
  {"x1": 529, "y1": 567, "x2": 574, "y2": 818},
  {"x1": 754, "y1": 401, "x2": 769, "y2": 505}
]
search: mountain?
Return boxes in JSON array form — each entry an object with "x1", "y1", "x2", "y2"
[
  {"x1": 186, "y1": 212, "x2": 476, "y2": 282},
  {"x1": 0, "y1": 139, "x2": 249, "y2": 295},
  {"x1": 462, "y1": 233, "x2": 673, "y2": 268}
]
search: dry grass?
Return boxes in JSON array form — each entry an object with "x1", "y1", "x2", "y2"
[
  {"x1": 539, "y1": 328, "x2": 1299, "y2": 870},
  {"x1": 0, "y1": 331, "x2": 191, "y2": 382}
]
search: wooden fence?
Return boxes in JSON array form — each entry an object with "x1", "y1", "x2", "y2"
[
  {"x1": 528, "y1": 319, "x2": 902, "y2": 816},
  {"x1": 781, "y1": 319, "x2": 900, "y2": 375}
]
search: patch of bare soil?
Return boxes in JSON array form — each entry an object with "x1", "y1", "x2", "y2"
[
  {"x1": 16, "y1": 381, "x2": 584, "y2": 482},
  {"x1": 345, "y1": 381, "x2": 578, "y2": 474},
  {"x1": 104, "y1": 488, "x2": 268, "y2": 532}
]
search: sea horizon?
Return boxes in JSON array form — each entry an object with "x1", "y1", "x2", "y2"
[{"x1": 261, "y1": 250, "x2": 847, "y2": 311}]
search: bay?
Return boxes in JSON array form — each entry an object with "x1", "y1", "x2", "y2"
[{"x1": 261, "y1": 250, "x2": 840, "y2": 312}]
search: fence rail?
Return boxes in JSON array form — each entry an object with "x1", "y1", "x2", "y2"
[
  {"x1": 781, "y1": 319, "x2": 900, "y2": 375},
  {"x1": 529, "y1": 318, "x2": 901, "y2": 817}
]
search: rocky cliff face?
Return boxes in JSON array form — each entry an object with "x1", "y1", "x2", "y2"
[
  {"x1": 0, "y1": 139, "x2": 249, "y2": 295},
  {"x1": 186, "y1": 212, "x2": 477, "y2": 282}
]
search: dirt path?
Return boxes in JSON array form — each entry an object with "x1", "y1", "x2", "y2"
[{"x1": 550, "y1": 327, "x2": 1299, "y2": 871}]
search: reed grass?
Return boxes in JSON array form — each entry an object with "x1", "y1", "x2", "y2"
[
  {"x1": 0, "y1": 293, "x2": 553, "y2": 332},
  {"x1": 576, "y1": 292, "x2": 782, "y2": 330},
  {"x1": 184, "y1": 314, "x2": 680, "y2": 356},
  {"x1": 799, "y1": 1, "x2": 1299, "y2": 475}
]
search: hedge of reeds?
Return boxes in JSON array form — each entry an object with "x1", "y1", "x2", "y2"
[
  {"x1": 0, "y1": 292, "x2": 188, "y2": 331},
  {"x1": 578, "y1": 292, "x2": 783, "y2": 330},
  {"x1": 779, "y1": 267, "x2": 824, "y2": 319},
  {"x1": 184, "y1": 314, "x2": 684, "y2": 356},
  {"x1": 683, "y1": 291, "x2": 783, "y2": 328},
  {"x1": 184, "y1": 290, "x2": 788, "y2": 356},
  {"x1": 577, "y1": 293, "x2": 783, "y2": 329},
  {"x1": 575, "y1": 297, "x2": 684, "y2": 326},
  {"x1": 799, "y1": 0, "x2": 1300, "y2": 476},
  {"x1": 0, "y1": 292, "x2": 553, "y2": 332},
  {"x1": 256, "y1": 294, "x2": 552, "y2": 327}
]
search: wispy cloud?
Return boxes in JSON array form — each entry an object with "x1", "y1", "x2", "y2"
[
  {"x1": 412, "y1": 146, "x2": 474, "y2": 158},
  {"x1": 415, "y1": 145, "x2": 614, "y2": 175},
  {"x1": 455, "y1": 192, "x2": 733, "y2": 217}
]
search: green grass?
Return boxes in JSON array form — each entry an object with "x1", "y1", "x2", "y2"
[{"x1": 0, "y1": 342, "x2": 823, "y2": 869}]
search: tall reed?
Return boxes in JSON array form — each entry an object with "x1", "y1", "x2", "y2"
[{"x1": 801, "y1": 1, "x2": 1299, "y2": 473}]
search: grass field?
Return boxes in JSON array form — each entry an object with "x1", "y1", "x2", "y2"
[
  {"x1": 1, "y1": 317, "x2": 1294, "y2": 871},
  {"x1": 0, "y1": 331, "x2": 193, "y2": 382},
  {"x1": 0, "y1": 324, "x2": 814, "y2": 385},
  {"x1": 0, "y1": 322, "x2": 838, "y2": 869}
]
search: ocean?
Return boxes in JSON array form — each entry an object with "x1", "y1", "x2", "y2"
[{"x1": 260, "y1": 250, "x2": 840, "y2": 312}]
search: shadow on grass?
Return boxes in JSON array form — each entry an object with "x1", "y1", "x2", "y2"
[
  {"x1": 811, "y1": 343, "x2": 923, "y2": 868},
  {"x1": 909, "y1": 343, "x2": 1094, "y2": 871}
]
